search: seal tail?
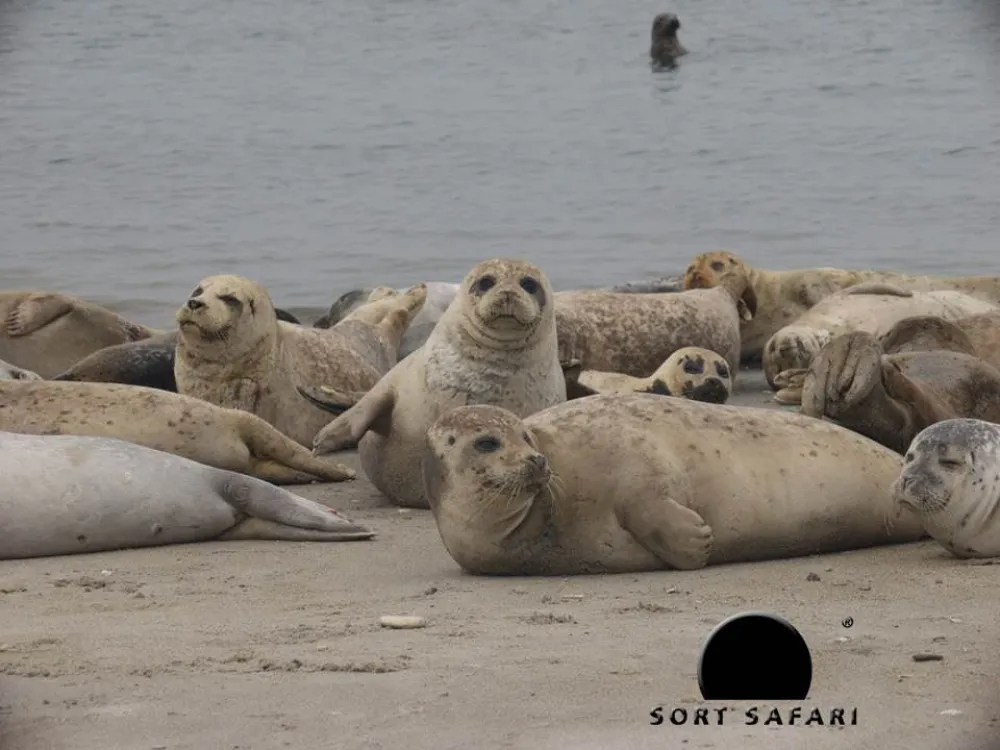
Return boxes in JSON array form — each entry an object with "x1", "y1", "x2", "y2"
[{"x1": 236, "y1": 412, "x2": 356, "y2": 482}]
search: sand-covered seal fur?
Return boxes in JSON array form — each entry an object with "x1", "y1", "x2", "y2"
[
  {"x1": 174, "y1": 275, "x2": 427, "y2": 446},
  {"x1": 0, "y1": 431, "x2": 372, "y2": 561},
  {"x1": 420, "y1": 393, "x2": 925, "y2": 576},
  {"x1": 891, "y1": 418, "x2": 1000, "y2": 559},
  {"x1": 0, "y1": 380, "x2": 357, "y2": 484},
  {"x1": 305, "y1": 258, "x2": 566, "y2": 509},
  {"x1": 563, "y1": 346, "x2": 731, "y2": 404}
]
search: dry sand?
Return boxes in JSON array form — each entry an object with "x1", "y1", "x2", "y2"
[{"x1": 2, "y1": 368, "x2": 999, "y2": 750}]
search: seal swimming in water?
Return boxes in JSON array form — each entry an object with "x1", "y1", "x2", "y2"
[
  {"x1": 0, "y1": 431, "x2": 373, "y2": 560},
  {"x1": 891, "y1": 418, "x2": 1000, "y2": 560},
  {"x1": 649, "y1": 13, "x2": 687, "y2": 69},
  {"x1": 306, "y1": 258, "x2": 566, "y2": 509},
  {"x1": 419, "y1": 394, "x2": 925, "y2": 576}
]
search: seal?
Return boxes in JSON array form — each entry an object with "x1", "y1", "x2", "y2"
[
  {"x1": 606, "y1": 276, "x2": 684, "y2": 294},
  {"x1": 0, "y1": 380, "x2": 357, "y2": 484},
  {"x1": 761, "y1": 282, "x2": 998, "y2": 390},
  {"x1": 419, "y1": 393, "x2": 926, "y2": 576},
  {"x1": 305, "y1": 258, "x2": 566, "y2": 509},
  {"x1": 798, "y1": 331, "x2": 1000, "y2": 454},
  {"x1": 0, "y1": 430, "x2": 373, "y2": 561},
  {"x1": 876, "y1": 312, "x2": 1000, "y2": 372},
  {"x1": 315, "y1": 282, "x2": 460, "y2": 359},
  {"x1": 553, "y1": 263, "x2": 757, "y2": 378},
  {"x1": 682, "y1": 250, "x2": 1000, "y2": 364},
  {"x1": 563, "y1": 346, "x2": 732, "y2": 404},
  {"x1": 650, "y1": 13, "x2": 687, "y2": 68},
  {"x1": 0, "y1": 357, "x2": 41, "y2": 381},
  {"x1": 890, "y1": 418, "x2": 1000, "y2": 560},
  {"x1": 0, "y1": 290, "x2": 159, "y2": 378},
  {"x1": 174, "y1": 275, "x2": 428, "y2": 447}
]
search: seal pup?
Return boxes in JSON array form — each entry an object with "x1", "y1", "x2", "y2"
[
  {"x1": 553, "y1": 264, "x2": 756, "y2": 379},
  {"x1": 762, "y1": 283, "x2": 998, "y2": 390},
  {"x1": 0, "y1": 290, "x2": 159, "y2": 378},
  {"x1": 890, "y1": 418, "x2": 1000, "y2": 560},
  {"x1": 650, "y1": 13, "x2": 687, "y2": 69},
  {"x1": 0, "y1": 380, "x2": 356, "y2": 484},
  {"x1": 0, "y1": 431, "x2": 373, "y2": 560},
  {"x1": 798, "y1": 331, "x2": 1000, "y2": 454},
  {"x1": 563, "y1": 346, "x2": 732, "y2": 404},
  {"x1": 306, "y1": 258, "x2": 566, "y2": 509},
  {"x1": 315, "y1": 282, "x2": 460, "y2": 359},
  {"x1": 174, "y1": 275, "x2": 427, "y2": 447},
  {"x1": 419, "y1": 394, "x2": 925, "y2": 576},
  {"x1": 0, "y1": 357, "x2": 41, "y2": 381},
  {"x1": 682, "y1": 251, "x2": 1000, "y2": 363}
]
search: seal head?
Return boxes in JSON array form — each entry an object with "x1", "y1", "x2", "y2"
[
  {"x1": 176, "y1": 275, "x2": 277, "y2": 366},
  {"x1": 456, "y1": 258, "x2": 553, "y2": 350},
  {"x1": 650, "y1": 13, "x2": 687, "y2": 68}
]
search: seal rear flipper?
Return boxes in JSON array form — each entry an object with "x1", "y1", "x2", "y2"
[
  {"x1": 614, "y1": 493, "x2": 713, "y2": 570},
  {"x1": 218, "y1": 517, "x2": 374, "y2": 542},
  {"x1": 842, "y1": 281, "x2": 914, "y2": 297},
  {"x1": 5, "y1": 293, "x2": 75, "y2": 336}
]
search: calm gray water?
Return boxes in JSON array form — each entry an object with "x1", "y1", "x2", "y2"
[{"x1": 1, "y1": 0, "x2": 998, "y2": 326}]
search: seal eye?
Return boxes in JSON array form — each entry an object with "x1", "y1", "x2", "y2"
[
  {"x1": 710, "y1": 261, "x2": 725, "y2": 272},
  {"x1": 519, "y1": 277, "x2": 539, "y2": 294},
  {"x1": 447, "y1": 436, "x2": 456, "y2": 446},
  {"x1": 219, "y1": 294, "x2": 242, "y2": 308},
  {"x1": 475, "y1": 276, "x2": 496, "y2": 294},
  {"x1": 191, "y1": 286, "x2": 204, "y2": 297},
  {"x1": 473, "y1": 436, "x2": 501, "y2": 453}
]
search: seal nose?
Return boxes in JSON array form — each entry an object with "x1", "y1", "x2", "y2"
[
  {"x1": 187, "y1": 298, "x2": 206, "y2": 311},
  {"x1": 528, "y1": 454, "x2": 548, "y2": 473}
]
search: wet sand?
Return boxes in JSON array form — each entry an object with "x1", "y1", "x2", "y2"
[{"x1": 2, "y1": 369, "x2": 999, "y2": 750}]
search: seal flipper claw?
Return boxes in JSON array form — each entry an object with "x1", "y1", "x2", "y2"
[{"x1": 5, "y1": 293, "x2": 74, "y2": 336}]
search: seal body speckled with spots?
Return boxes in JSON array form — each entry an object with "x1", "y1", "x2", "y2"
[
  {"x1": 891, "y1": 418, "x2": 1000, "y2": 559},
  {"x1": 0, "y1": 430, "x2": 373, "y2": 560},
  {"x1": 0, "y1": 290, "x2": 160, "y2": 378},
  {"x1": 553, "y1": 264, "x2": 757, "y2": 380},
  {"x1": 564, "y1": 346, "x2": 732, "y2": 404},
  {"x1": 305, "y1": 258, "x2": 566, "y2": 509},
  {"x1": 174, "y1": 275, "x2": 427, "y2": 447},
  {"x1": 682, "y1": 251, "x2": 1000, "y2": 365},
  {"x1": 0, "y1": 380, "x2": 357, "y2": 484},
  {"x1": 799, "y1": 330, "x2": 1000, "y2": 455},
  {"x1": 419, "y1": 393, "x2": 925, "y2": 576}
]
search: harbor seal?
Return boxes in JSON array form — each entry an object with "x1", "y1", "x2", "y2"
[
  {"x1": 682, "y1": 251, "x2": 1000, "y2": 363},
  {"x1": 0, "y1": 431, "x2": 372, "y2": 561},
  {"x1": 553, "y1": 263, "x2": 756, "y2": 378},
  {"x1": 0, "y1": 380, "x2": 357, "y2": 484},
  {"x1": 563, "y1": 346, "x2": 732, "y2": 404},
  {"x1": 0, "y1": 291, "x2": 159, "y2": 378},
  {"x1": 606, "y1": 275, "x2": 683, "y2": 294},
  {"x1": 314, "y1": 282, "x2": 460, "y2": 359},
  {"x1": 306, "y1": 258, "x2": 566, "y2": 509},
  {"x1": 419, "y1": 393, "x2": 925, "y2": 576},
  {"x1": 174, "y1": 275, "x2": 427, "y2": 446},
  {"x1": 650, "y1": 13, "x2": 687, "y2": 68},
  {"x1": 0, "y1": 357, "x2": 41, "y2": 381},
  {"x1": 877, "y1": 312, "x2": 1000, "y2": 372},
  {"x1": 762, "y1": 282, "x2": 999, "y2": 389},
  {"x1": 798, "y1": 331, "x2": 1000, "y2": 454},
  {"x1": 890, "y1": 418, "x2": 1000, "y2": 560}
]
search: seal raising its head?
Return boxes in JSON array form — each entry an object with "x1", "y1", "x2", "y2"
[
  {"x1": 650, "y1": 13, "x2": 687, "y2": 68},
  {"x1": 891, "y1": 418, "x2": 1000, "y2": 559}
]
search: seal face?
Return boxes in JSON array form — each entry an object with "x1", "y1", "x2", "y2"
[
  {"x1": 891, "y1": 418, "x2": 1000, "y2": 559},
  {"x1": 650, "y1": 13, "x2": 687, "y2": 68}
]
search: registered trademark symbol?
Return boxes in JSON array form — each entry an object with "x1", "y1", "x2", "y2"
[{"x1": 841, "y1": 617, "x2": 854, "y2": 629}]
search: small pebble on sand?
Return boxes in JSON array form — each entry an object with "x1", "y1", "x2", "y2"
[
  {"x1": 379, "y1": 615, "x2": 427, "y2": 629},
  {"x1": 912, "y1": 653, "x2": 944, "y2": 662}
]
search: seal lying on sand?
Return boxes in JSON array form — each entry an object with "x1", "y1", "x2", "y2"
[
  {"x1": 0, "y1": 290, "x2": 159, "y2": 378},
  {"x1": 563, "y1": 346, "x2": 732, "y2": 404},
  {"x1": 314, "y1": 282, "x2": 459, "y2": 359},
  {"x1": 0, "y1": 431, "x2": 372, "y2": 561},
  {"x1": 762, "y1": 283, "x2": 998, "y2": 390},
  {"x1": 682, "y1": 251, "x2": 1000, "y2": 364},
  {"x1": 0, "y1": 357, "x2": 41, "y2": 381},
  {"x1": 890, "y1": 418, "x2": 1000, "y2": 560},
  {"x1": 650, "y1": 13, "x2": 687, "y2": 68},
  {"x1": 419, "y1": 393, "x2": 925, "y2": 576},
  {"x1": 554, "y1": 264, "x2": 756, "y2": 378},
  {"x1": 797, "y1": 331, "x2": 1000, "y2": 454},
  {"x1": 52, "y1": 307, "x2": 303, "y2": 393},
  {"x1": 175, "y1": 275, "x2": 427, "y2": 446},
  {"x1": 877, "y1": 312, "x2": 1000, "y2": 372},
  {"x1": 0, "y1": 380, "x2": 356, "y2": 484},
  {"x1": 305, "y1": 258, "x2": 566, "y2": 509}
]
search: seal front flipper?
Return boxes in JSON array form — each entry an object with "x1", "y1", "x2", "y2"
[
  {"x1": 614, "y1": 493, "x2": 713, "y2": 570},
  {"x1": 312, "y1": 377, "x2": 397, "y2": 455},
  {"x1": 5, "y1": 293, "x2": 75, "y2": 336},
  {"x1": 842, "y1": 281, "x2": 914, "y2": 297},
  {"x1": 772, "y1": 367, "x2": 808, "y2": 405},
  {"x1": 297, "y1": 384, "x2": 367, "y2": 415}
]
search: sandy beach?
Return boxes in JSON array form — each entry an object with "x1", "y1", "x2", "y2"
[{"x1": 1, "y1": 368, "x2": 999, "y2": 750}]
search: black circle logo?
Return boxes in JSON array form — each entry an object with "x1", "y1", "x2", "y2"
[{"x1": 697, "y1": 611, "x2": 812, "y2": 700}]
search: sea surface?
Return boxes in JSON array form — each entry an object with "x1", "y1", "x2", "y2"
[{"x1": 1, "y1": 0, "x2": 998, "y2": 327}]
